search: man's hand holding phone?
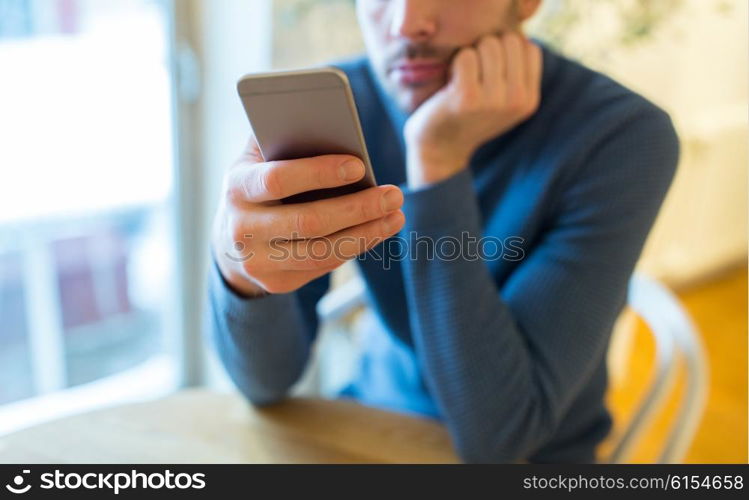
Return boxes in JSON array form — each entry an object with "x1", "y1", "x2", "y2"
[
  {"x1": 212, "y1": 136, "x2": 405, "y2": 297},
  {"x1": 404, "y1": 33, "x2": 543, "y2": 189}
]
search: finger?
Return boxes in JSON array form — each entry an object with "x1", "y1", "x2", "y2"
[
  {"x1": 502, "y1": 33, "x2": 525, "y2": 98},
  {"x1": 476, "y1": 35, "x2": 504, "y2": 96},
  {"x1": 237, "y1": 134, "x2": 264, "y2": 164},
  {"x1": 265, "y1": 210, "x2": 405, "y2": 271},
  {"x1": 228, "y1": 154, "x2": 366, "y2": 204},
  {"x1": 450, "y1": 47, "x2": 481, "y2": 94},
  {"x1": 262, "y1": 184, "x2": 403, "y2": 240}
]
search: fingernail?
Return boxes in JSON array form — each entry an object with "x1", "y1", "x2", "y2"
[
  {"x1": 383, "y1": 212, "x2": 402, "y2": 231},
  {"x1": 381, "y1": 189, "x2": 403, "y2": 212},
  {"x1": 339, "y1": 160, "x2": 364, "y2": 181}
]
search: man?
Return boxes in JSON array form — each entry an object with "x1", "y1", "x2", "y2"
[{"x1": 207, "y1": 0, "x2": 678, "y2": 463}]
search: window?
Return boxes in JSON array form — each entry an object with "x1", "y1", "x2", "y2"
[{"x1": 0, "y1": 0, "x2": 178, "y2": 432}]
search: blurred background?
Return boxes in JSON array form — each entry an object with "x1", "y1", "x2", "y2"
[{"x1": 0, "y1": 0, "x2": 746, "y2": 463}]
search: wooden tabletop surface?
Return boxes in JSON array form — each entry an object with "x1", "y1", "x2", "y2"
[{"x1": 0, "y1": 390, "x2": 459, "y2": 464}]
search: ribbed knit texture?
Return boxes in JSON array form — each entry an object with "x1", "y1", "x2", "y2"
[{"x1": 206, "y1": 41, "x2": 679, "y2": 463}]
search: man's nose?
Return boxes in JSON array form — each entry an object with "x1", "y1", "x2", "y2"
[{"x1": 389, "y1": 0, "x2": 438, "y2": 42}]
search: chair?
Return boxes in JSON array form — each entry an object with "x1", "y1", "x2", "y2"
[
  {"x1": 606, "y1": 273, "x2": 709, "y2": 463},
  {"x1": 315, "y1": 272, "x2": 709, "y2": 464}
]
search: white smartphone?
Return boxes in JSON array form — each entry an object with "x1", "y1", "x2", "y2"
[{"x1": 237, "y1": 67, "x2": 377, "y2": 203}]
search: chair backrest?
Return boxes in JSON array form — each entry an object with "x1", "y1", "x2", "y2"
[
  {"x1": 317, "y1": 272, "x2": 710, "y2": 464},
  {"x1": 607, "y1": 273, "x2": 709, "y2": 463}
]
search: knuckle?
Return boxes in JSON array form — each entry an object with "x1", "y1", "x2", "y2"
[
  {"x1": 363, "y1": 227, "x2": 383, "y2": 250},
  {"x1": 228, "y1": 213, "x2": 249, "y2": 242},
  {"x1": 361, "y1": 220, "x2": 380, "y2": 242},
  {"x1": 242, "y1": 257, "x2": 261, "y2": 277},
  {"x1": 259, "y1": 165, "x2": 283, "y2": 199},
  {"x1": 509, "y1": 102, "x2": 525, "y2": 115},
  {"x1": 339, "y1": 197, "x2": 371, "y2": 224},
  {"x1": 295, "y1": 209, "x2": 321, "y2": 237},
  {"x1": 305, "y1": 238, "x2": 332, "y2": 265},
  {"x1": 224, "y1": 171, "x2": 245, "y2": 205},
  {"x1": 362, "y1": 197, "x2": 378, "y2": 220},
  {"x1": 479, "y1": 36, "x2": 501, "y2": 56},
  {"x1": 230, "y1": 222, "x2": 245, "y2": 244},
  {"x1": 487, "y1": 36, "x2": 502, "y2": 50},
  {"x1": 527, "y1": 93, "x2": 541, "y2": 114},
  {"x1": 507, "y1": 90, "x2": 527, "y2": 114},
  {"x1": 227, "y1": 187, "x2": 243, "y2": 206},
  {"x1": 488, "y1": 96, "x2": 505, "y2": 112},
  {"x1": 242, "y1": 171, "x2": 259, "y2": 201},
  {"x1": 314, "y1": 161, "x2": 328, "y2": 187},
  {"x1": 517, "y1": 97, "x2": 537, "y2": 120},
  {"x1": 459, "y1": 92, "x2": 480, "y2": 112},
  {"x1": 506, "y1": 33, "x2": 521, "y2": 48},
  {"x1": 232, "y1": 213, "x2": 257, "y2": 242},
  {"x1": 340, "y1": 199, "x2": 357, "y2": 218},
  {"x1": 309, "y1": 255, "x2": 334, "y2": 270},
  {"x1": 379, "y1": 217, "x2": 393, "y2": 236}
]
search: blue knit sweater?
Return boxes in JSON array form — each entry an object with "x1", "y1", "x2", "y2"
[{"x1": 207, "y1": 42, "x2": 679, "y2": 463}]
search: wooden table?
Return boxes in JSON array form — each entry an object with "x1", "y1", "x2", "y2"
[{"x1": 0, "y1": 390, "x2": 459, "y2": 463}]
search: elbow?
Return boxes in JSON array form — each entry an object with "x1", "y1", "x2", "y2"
[
  {"x1": 228, "y1": 361, "x2": 304, "y2": 408},
  {"x1": 448, "y1": 399, "x2": 558, "y2": 464},
  {"x1": 453, "y1": 439, "x2": 517, "y2": 464},
  {"x1": 206, "y1": 314, "x2": 305, "y2": 408},
  {"x1": 243, "y1": 390, "x2": 287, "y2": 408},
  {"x1": 451, "y1": 432, "x2": 538, "y2": 464},
  {"x1": 233, "y1": 375, "x2": 291, "y2": 408}
]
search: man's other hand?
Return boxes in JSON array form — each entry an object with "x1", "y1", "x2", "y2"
[{"x1": 404, "y1": 33, "x2": 542, "y2": 189}]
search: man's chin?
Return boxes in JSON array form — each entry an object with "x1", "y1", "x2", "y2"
[
  {"x1": 394, "y1": 85, "x2": 441, "y2": 115},
  {"x1": 375, "y1": 69, "x2": 444, "y2": 114}
]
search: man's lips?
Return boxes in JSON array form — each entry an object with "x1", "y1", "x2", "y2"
[{"x1": 390, "y1": 60, "x2": 447, "y2": 85}]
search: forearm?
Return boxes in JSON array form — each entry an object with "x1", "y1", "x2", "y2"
[
  {"x1": 399, "y1": 115, "x2": 676, "y2": 462},
  {"x1": 401, "y1": 170, "x2": 558, "y2": 462},
  {"x1": 206, "y1": 259, "x2": 316, "y2": 405}
]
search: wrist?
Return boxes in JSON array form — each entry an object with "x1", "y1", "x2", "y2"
[
  {"x1": 212, "y1": 246, "x2": 268, "y2": 299},
  {"x1": 406, "y1": 142, "x2": 470, "y2": 190},
  {"x1": 224, "y1": 270, "x2": 268, "y2": 299}
]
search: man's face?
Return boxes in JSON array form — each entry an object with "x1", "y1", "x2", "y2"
[{"x1": 357, "y1": 0, "x2": 522, "y2": 114}]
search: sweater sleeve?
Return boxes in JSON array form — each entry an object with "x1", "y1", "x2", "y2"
[
  {"x1": 399, "y1": 106, "x2": 679, "y2": 463},
  {"x1": 206, "y1": 257, "x2": 330, "y2": 405}
]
